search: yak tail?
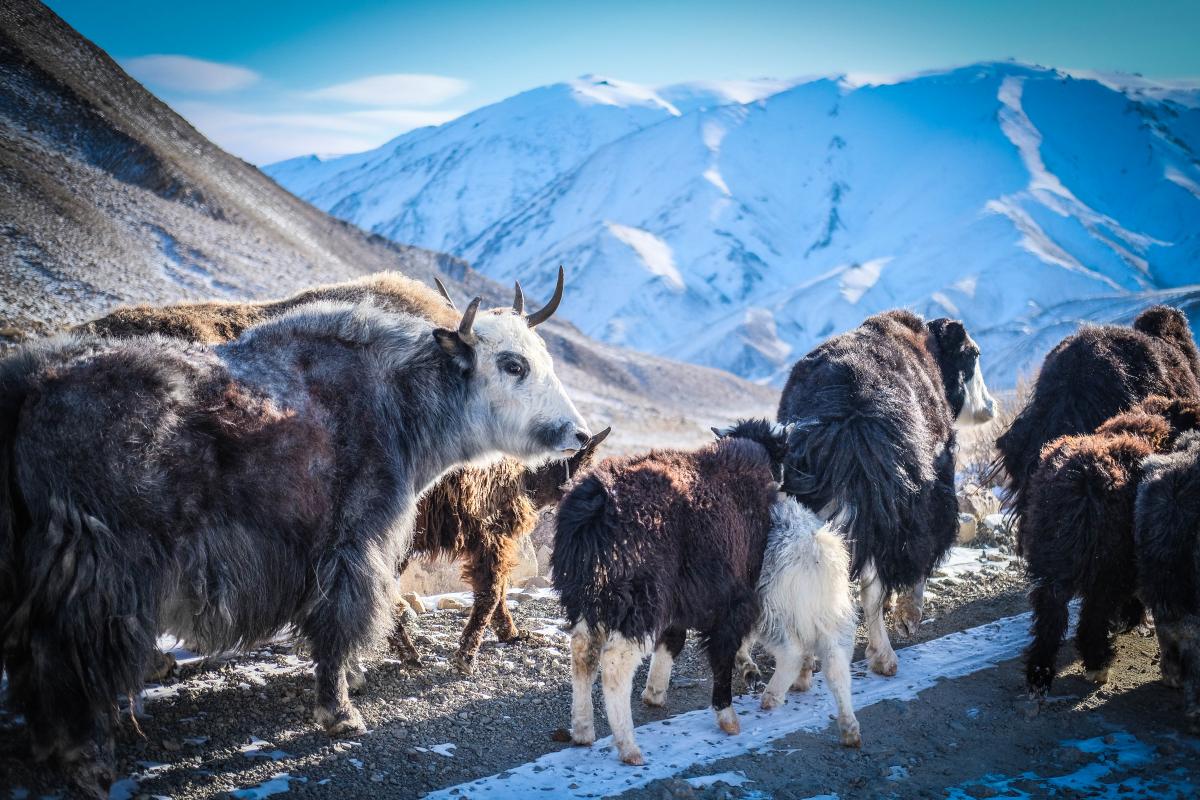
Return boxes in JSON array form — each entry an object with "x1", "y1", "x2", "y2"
[
  {"x1": 781, "y1": 399, "x2": 923, "y2": 588},
  {"x1": 551, "y1": 472, "x2": 652, "y2": 639},
  {"x1": 756, "y1": 498, "x2": 855, "y2": 653},
  {"x1": 1134, "y1": 437, "x2": 1200, "y2": 623}
]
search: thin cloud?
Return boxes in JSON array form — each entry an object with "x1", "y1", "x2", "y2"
[
  {"x1": 124, "y1": 54, "x2": 260, "y2": 93},
  {"x1": 307, "y1": 73, "x2": 468, "y2": 106},
  {"x1": 173, "y1": 101, "x2": 462, "y2": 164}
]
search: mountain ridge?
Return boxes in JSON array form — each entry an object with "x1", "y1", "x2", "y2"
[{"x1": 267, "y1": 61, "x2": 1200, "y2": 387}]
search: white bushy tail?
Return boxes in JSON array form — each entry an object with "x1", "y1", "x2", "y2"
[{"x1": 756, "y1": 496, "x2": 861, "y2": 747}]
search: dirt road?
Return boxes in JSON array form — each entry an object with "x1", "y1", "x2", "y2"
[{"x1": 1, "y1": 550, "x2": 1195, "y2": 799}]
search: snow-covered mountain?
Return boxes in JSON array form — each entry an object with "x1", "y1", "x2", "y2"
[{"x1": 265, "y1": 63, "x2": 1200, "y2": 387}]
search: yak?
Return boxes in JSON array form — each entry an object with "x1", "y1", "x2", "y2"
[
  {"x1": 0, "y1": 290, "x2": 588, "y2": 796},
  {"x1": 554, "y1": 420, "x2": 859, "y2": 765},
  {"x1": 1023, "y1": 396, "x2": 1200, "y2": 698},
  {"x1": 776, "y1": 310, "x2": 996, "y2": 676},
  {"x1": 994, "y1": 305, "x2": 1200, "y2": 541},
  {"x1": 71, "y1": 270, "x2": 609, "y2": 675}
]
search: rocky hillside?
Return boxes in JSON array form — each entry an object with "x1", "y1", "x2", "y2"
[
  {"x1": 269, "y1": 66, "x2": 1200, "y2": 387},
  {"x1": 0, "y1": 0, "x2": 776, "y2": 450}
]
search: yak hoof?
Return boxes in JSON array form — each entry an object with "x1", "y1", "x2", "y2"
[
  {"x1": 317, "y1": 704, "x2": 366, "y2": 737},
  {"x1": 641, "y1": 686, "x2": 667, "y2": 707},
  {"x1": 840, "y1": 719, "x2": 862, "y2": 748},
  {"x1": 571, "y1": 726, "x2": 596, "y2": 747},
  {"x1": 146, "y1": 649, "x2": 177, "y2": 683},
  {"x1": 1084, "y1": 668, "x2": 1110, "y2": 685},
  {"x1": 451, "y1": 653, "x2": 476, "y2": 676},
  {"x1": 867, "y1": 646, "x2": 898, "y2": 677},
  {"x1": 716, "y1": 706, "x2": 740, "y2": 735},
  {"x1": 619, "y1": 747, "x2": 645, "y2": 766},
  {"x1": 760, "y1": 692, "x2": 783, "y2": 711}
]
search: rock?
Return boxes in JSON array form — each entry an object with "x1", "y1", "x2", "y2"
[
  {"x1": 510, "y1": 535, "x2": 539, "y2": 584},
  {"x1": 958, "y1": 483, "x2": 1000, "y2": 520},
  {"x1": 437, "y1": 596, "x2": 467, "y2": 611},
  {"x1": 535, "y1": 543, "x2": 554, "y2": 577},
  {"x1": 977, "y1": 513, "x2": 1015, "y2": 546},
  {"x1": 402, "y1": 592, "x2": 426, "y2": 614},
  {"x1": 521, "y1": 575, "x2": 552, "y2": 590},
  {"x1": 957, "y1": 513, "x2": 978, "y2": 544}
]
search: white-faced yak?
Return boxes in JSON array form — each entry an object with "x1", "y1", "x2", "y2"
[
  {"x1": 553, "y1": 420, "x2": 859, "y2": 766},
  {"x1": 1136, "y1": 430, "x2": 1200, "y2": 732},
  {"x1": 0, "y1": 291, "x2": 588, "y2": 796},
  {"x1": 71, "y1": 270, "x2": 609, "y2": 675},
  {"x1": 776, "y1": 310, "x2": 996, "y2": 676},
  {"x1": 994, "y1": 306, "x2": 1200, "y2": 540},
  {"x1": 1023, "y1": 396, "x2": 1200, "y2": 698}
]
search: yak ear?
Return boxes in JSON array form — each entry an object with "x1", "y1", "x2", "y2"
[
  {"x1": 711, "y1": 425, "x2": 733, "y2": 439},
  {"x1": 928, "y1": 318, "x2": 967, "y2": 351},
  {"x1": 433, "y1": 328, "x2": 476, "y2": 373}
]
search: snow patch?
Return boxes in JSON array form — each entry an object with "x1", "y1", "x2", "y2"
[
  {"x1": 570, "y1": 76, "x2": 680, "y2": 116},
  {"x1": 685, "y1": 771, "x2": 753, "y2": 788},
  {"x1": 839, "y1": 258, "x2": 889, "y2": 304},
  {"x1": 428, "y1": 608, "x2": 1076, "y2": 800},
  {"x1": 606, "y1": 222, "x2": 686, "y2": 291},
  {"x1": 230, "y1": 773, "x2": 306, "y2": 799},
  {"x1": 1165, "y1": 166, "x2": 1200, "y2": 200},
  {"x1": 429, "y1": 742, "x2": 457, "y2": 757}
]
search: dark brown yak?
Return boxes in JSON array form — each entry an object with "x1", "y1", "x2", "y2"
[{"x1": 78, "y1": 270, "x2": 609, "y2": 673}]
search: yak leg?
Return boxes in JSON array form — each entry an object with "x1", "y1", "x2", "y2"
[
  {"x1": 1158, "y1": 616, "x2": 1200, "y2": 732},
  {"x1": 386, "y1": 556, "x2": 422, "y2": 665},
  {"x1": 760, "y1": 641, "x2": 806, "y2": 710},
  {"x1": 819, "y1": 633, "x2": 861, "y2": 747},
  {"x1": 452, "y1": 548, "x2": 510, "y2": 675},
  {"x1": 600, "y1": 632, "x2": 648, "y2": 765},
  {"x1": 1158, "y1": 622, "x2": 1185, "y2": 689},
  {"x1": 861, "y1": 560, "x2": 898, "y2": 676},
  {"x1": 736, "y1": 635, "x2": 763, "y2": 690},
  {"x1": 895, "y1": 578, "x2": 927, "y2": 639},
  {"x1": 641, "y1": 625, "x2": 685, "y2": 707},
  {"x1": 569, "y1": 621, "x2": 604, "y2": 747},
  {"x1": 707, "y1": 596, "x2": 757, "y2": 736},
  {"x1": 1076, "y1": 590, "x2": 1120, "y2": 684},
  {"x1": 1026, "y1": 581, "x2": 1071, "y2": 698},
  {"x1": 307, "y1": 531, "x2": 392, "y2": 736}
]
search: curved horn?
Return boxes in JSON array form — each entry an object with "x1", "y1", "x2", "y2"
[
  {"x1": 458, "y1": 297, "x2": 482, "y2": 341},
  {"x1": 513, "y1": 281, "x2": 525, "y2": 314},
  {"x1": 524, "y1": 265, "x2": 564, "y2": 328},
  {"x1": 433, "y1": 277, "x2": 458, "y2": 310}
]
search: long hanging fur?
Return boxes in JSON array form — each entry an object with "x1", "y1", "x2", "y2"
[{"x1": 992, "y1": 305, "x2": 1200, "y2": 535}]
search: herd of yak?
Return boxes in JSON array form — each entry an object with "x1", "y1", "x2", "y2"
[{"x1": 0, "y1": 269, "x2": 1198, "y2": 795}]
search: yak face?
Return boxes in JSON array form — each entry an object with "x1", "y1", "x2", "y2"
[
  {"x1": 927, "y1": 318, "x2": 996, "y2": 427},
  {"x1": 437, "y1": 307, "x2": 589, "y2": 461}
]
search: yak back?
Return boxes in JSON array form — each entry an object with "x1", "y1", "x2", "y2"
[
  {"x1": 413, "y1": 458, "x2": 535, "y2": 560},
  {"x1": 775, "y1": 309, "x2": 954, "y2": 587},
  {"x1": 552, "y1": 437, "x2": 778, "y2": 641},
  {"x1": 995, "y1": 306, "x2": 1200, "y2": 528}
]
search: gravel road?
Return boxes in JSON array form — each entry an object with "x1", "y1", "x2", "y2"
[{"x1": 2, "y1": 546, "x2": 1195, "y2": 799}]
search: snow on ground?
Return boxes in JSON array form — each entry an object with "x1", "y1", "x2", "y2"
[{"x1": 426, "y1": 607, "x2": 1078, "y2": 799}]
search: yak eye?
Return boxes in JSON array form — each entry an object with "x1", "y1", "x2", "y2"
[{"x1": 497, "y1": 352, "x2": 529, "y2": 380}]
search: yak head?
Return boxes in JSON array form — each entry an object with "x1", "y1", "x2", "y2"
[
  {"x1": 433, "y1": 266, "x2": 591, "y2": 461},
  {"x1": 927, "y1": 318, "x2": 997, "y2": 427}
]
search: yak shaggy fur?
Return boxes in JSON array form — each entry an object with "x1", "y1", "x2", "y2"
[
  {"x1": 553, "y1": 420, "x2": 859, "y2": 766},
  {"x1": 994, "y1": 305, "x2": 1200, "y2": 536},
  {"x1": 776, "y1": 310, "x2": 995, "y2": 676},
  {"x1": 393, "y1": 428, "x2": 608, "y2": 672},
  {"x1": 76, "y1": 272, "x2": 602, "y2": 674},
  {"x1": 1023, "y1": 396, "x2": 1200, "y2": 697},
  {"x1": 0, "y1": 299, "x2": 584, "y2": 795},
  {"x1": 1135, "y1": 431, "x2": 1200, "y2": 731}
]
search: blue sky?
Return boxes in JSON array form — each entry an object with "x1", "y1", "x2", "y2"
[{"x1": 46, "y1": 0, "x2": 1200, "y2": 165}]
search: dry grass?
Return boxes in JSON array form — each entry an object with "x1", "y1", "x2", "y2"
[{"x1": 956, "y1": 377, "x2": 1033, "y2": 489}]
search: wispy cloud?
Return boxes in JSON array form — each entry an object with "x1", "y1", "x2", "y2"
[
  {"x1": 307, "y1": 73, "x2": 468, "y2": 106},
  {"x1": 174, "y1": 101, "x2": 461, "y2": 164},
  {"x1": 124, "y1": 54, "x2": 260, "y2": 93}
]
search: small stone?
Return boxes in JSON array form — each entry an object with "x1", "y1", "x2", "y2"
[
  {"x1": 521, "y1": 575, "x2": 552, "y2": 590},
  {"x1": 956, "y1": 513, "x2": 978, "y2": 544},
  {"x1": 402, "y1": 592, "x2": 426, "y2": 614},
  {"x1": 437, "y1": 596, "x2": 467, "y2": 611},
  {"x1": 161, "y1": 738, "x2": 181, "y2": 752}
]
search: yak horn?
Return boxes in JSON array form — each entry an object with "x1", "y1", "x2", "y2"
[
  {"x1": 524, "y1": 265, "x2": 564, "y2": 328},
  {"x1": 513, "y1": 281, "x2": 525, "y2": 314},
  {"x1": 459, "y1": 297, "x2": 482, "y2": 340},
  {"x1": 433, "y1": 277, "x2": 458, "y2": 310}
]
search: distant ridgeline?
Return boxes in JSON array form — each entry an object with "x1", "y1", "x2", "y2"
[{"x1": 268, "y1": 65, "x2": 1200, "y2": 388}]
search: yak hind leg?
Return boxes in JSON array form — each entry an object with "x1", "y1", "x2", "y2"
[
  {"x1": 452, "y1": 551, "x2": 508, "y2": 675},
  {"x1": 600, "y1": 632, "x2": 648, "y2": 764},
  {"x1": 569, "y1": 621, "x2": 604, "y2": 747},
  {"x1": 861, "y1": 560, "x2": 898, "y2": 676},
  {"x1": 641, "y1": 625, "x2": 685, "y2": 707}
]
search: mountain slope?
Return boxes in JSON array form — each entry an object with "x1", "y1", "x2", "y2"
[
  {"x1": 269, "y1": 65, "x2": 1200, "y2": 386},
  {"x1": 0, "y1": 0, "x2": 776, "y2": 450}
]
